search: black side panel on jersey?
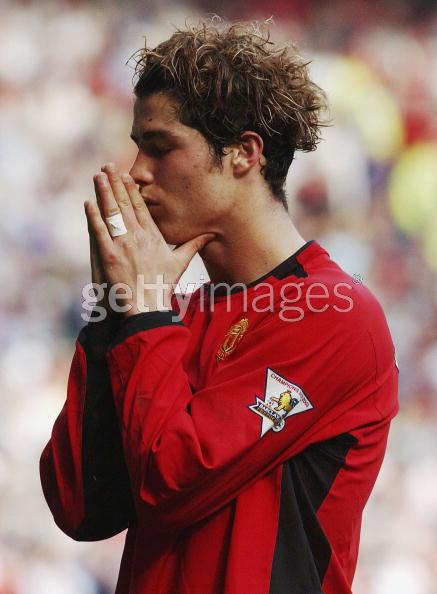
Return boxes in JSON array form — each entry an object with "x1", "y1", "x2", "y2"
[
  {"x1": 269, "y1": 433, "x2": 358, "y2": 594},
  {"x1": 76, "y1": 324, "x2": 135, "y2": 541}
]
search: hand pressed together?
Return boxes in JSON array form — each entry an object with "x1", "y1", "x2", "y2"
[{"x1": 84, "y1": 163, "x2": 215, "y2": 316}]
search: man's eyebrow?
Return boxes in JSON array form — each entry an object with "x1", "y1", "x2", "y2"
[{"x1": 130, "y1": 130, "x2": 181, "y2": 144}]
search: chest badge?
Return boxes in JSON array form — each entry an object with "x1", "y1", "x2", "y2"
[{"x1": 217, "y1": 318, "x2": 249, "y2": 362}]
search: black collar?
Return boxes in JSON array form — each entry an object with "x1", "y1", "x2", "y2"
[{"x1": 209, "y1": 240, "x2": 314, "y2": 296}]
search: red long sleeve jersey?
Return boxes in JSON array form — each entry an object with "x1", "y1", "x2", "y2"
[{"x1": 40, "y1": 241, "x2": 398, "y2": 594}]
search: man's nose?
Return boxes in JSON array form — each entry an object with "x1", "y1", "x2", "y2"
[{"x1": 129, "y1": 152, "x2": 154, "y2": 186}]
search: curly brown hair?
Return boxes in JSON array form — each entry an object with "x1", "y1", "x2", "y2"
[{"x1": 132, "y1": 19, "x2": 328, "y2": 208}]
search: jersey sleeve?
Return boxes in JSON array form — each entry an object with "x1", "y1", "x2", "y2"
[
  {"x1": 40, "y1": 316, "x2": 135, "y2": 541},
  {"x1": 106, "y1": 300, "x2": 398, "y2": 534}
]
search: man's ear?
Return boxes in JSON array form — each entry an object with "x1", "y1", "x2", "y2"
[{"x1": 230, "y1": 131, "x2": 265, "y2": 175}]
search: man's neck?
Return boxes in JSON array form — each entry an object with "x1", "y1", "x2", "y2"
[{"x1": 200, "y1": 197, "x2": 307, "y2": 286}]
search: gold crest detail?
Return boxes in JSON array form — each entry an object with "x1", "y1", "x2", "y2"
[{"x1": 217, "y1": 318, "x2": 249, "y2": 362}]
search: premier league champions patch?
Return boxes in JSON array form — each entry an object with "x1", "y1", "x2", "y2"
[{"x1": 249, "y1": 368, "x2": 313, "y2": 437}]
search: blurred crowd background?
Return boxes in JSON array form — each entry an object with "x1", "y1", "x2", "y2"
[{"x1": 1, "y1": 0, "x2": 436, "y2": 592}]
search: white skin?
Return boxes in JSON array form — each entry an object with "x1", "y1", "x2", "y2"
[{"x1": 85, "y1": 92, "x2": 306, "y2": 316}]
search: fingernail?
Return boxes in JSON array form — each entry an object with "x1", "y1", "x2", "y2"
[
  {"x1": 104, "y1": 162, "x2": 116, "y2": 172},
  {"x1": 121, "y1": 173, "x2": 132, "y2": 183}
]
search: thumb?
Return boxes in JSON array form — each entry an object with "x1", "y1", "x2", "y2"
[{"x1": 174, "y1": 233, "x2": 216, "y2": 266}]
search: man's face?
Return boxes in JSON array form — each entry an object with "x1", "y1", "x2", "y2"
[{"x1": 129, "y1": 93, "x2": 235, "y2": 245}]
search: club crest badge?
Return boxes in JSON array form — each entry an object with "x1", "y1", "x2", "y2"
[
  {"x1": 217, "y1": 318, "x2": 249, "y2": 362},
  {"x1": 249, "y1": 368, "x2": 313, "y2": 437}
]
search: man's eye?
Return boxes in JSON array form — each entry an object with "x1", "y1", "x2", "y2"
[{"x1": 146, "y1": 146, "x2": 172, "y2": 156}]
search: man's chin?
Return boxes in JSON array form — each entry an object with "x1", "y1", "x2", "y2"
[
  {"x1": 152, "y1": 217, "x2": 210, "y2": 248},
  {"x1": 157, "y1": 223, "x2": 194, "y2": 247}
]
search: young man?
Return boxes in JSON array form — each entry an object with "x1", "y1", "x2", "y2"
[{"x1": 40, "y1": 22, "x2": 399, "y2": 594}]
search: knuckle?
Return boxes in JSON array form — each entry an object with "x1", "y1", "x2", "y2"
[
  {"x1": 104, "y1": 251, "x2": 118, "y2": 266},
  {"x1": 96, "y1": 184, "x2": 110, "y2": 197},
  {"x1": 94, "y1": 222, "x2": 106, "y2": 237},
  {"x1": 132, "y1": 229, "x2": 144, "y2": 242},
  {"x1": 132, "y1": 196, "x2": 144, "y2": 209},
  {"x1": 117, "y1": 195, "x2": 131, "y2": 208},
  {"x1": 122, "y1": 177, "x2": 134, "y2": 187}
]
